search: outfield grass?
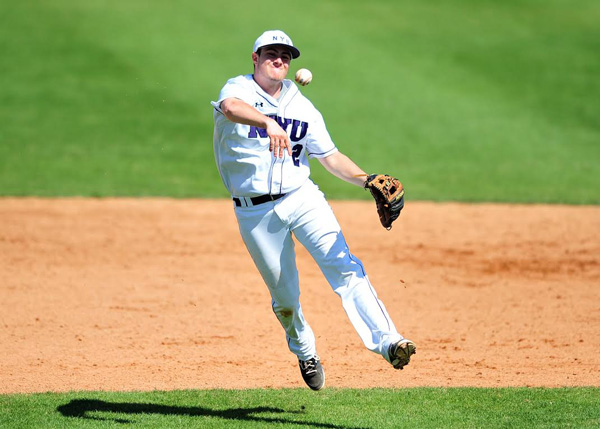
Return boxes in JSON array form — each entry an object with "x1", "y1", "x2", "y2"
[
  {"x1": 1, "y1": 388, "x2": 599, "y2": 428},
  {"x1": 0, "y1": 0, "x2": 598, "y2": 202}
]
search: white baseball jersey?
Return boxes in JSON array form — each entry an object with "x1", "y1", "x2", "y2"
[{"x1": 211, "y1": 74, "x2": 338, "y2": 197}]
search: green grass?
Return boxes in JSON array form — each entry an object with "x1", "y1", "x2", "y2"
[
  {"x1": 0, "y1": 0, "x2": 598, "y2": 201},
  {"x1": 1, "y1": 388, "x2": 599, "y2": 428}
]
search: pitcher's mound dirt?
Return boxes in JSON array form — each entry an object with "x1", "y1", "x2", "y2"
[{"x1": 1, "y1": 198, "x2": 599, "y2": 393}]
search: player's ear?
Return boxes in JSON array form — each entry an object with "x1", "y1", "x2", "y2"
[{"x1": 252, "y1": 51, "x2": 259, "y2": 67}]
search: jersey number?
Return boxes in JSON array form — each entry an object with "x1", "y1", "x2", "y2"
[{"x1": 291, "y1": 144, "x2": 303, "y2": 167}]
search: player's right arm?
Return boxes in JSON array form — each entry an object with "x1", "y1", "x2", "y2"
[{"x1": 220, "y1": 98, "x2": 291, "y2": 158}]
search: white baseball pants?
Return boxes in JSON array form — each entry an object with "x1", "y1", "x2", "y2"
[{"x1": 234, "y1": 180, "x2": 403, "y2": 362}]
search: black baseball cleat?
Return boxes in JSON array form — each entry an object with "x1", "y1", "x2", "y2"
[
  {"x1": 299, "y1": 356, "x2": 325, "y2": 391},
  {"x1": 389, "y1": 339, "x2": 417, "y2": 370}
]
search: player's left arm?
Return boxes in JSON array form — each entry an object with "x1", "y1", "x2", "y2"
[{"x1": 317, "y1": 151, "x2": 368, "y2": 187}]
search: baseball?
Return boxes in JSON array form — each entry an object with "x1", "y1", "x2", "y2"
[{"x1": 295, "y1": 68, "x2": 312, "y2": 86}]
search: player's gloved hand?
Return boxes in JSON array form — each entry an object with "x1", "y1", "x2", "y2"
[
  {"x1": 266, "y1": 119, "x2": 292, "y2": 159},
  {"x1": 364, "y1": 174, "x2": 405, "y2": 230}
]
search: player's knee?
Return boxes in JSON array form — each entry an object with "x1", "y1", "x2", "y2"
[
  {"x1": 275, "y1": 307, "x2": 294, "y2": 319},
  {"x1": 272, "y1": 301, "x2": 299, "y2": 320}
]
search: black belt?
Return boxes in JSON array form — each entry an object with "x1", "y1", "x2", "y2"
[{"x1": 233, "y1": 193, "x2": 286, "y2": 207}]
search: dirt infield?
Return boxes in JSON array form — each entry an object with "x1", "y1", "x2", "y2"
[{"x1": 1, "y1": 198, "x2": 599, "y2": 393}]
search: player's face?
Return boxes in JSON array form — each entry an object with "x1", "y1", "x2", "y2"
[{"x1": 253, "y1": 46, "x2": 291, "y2": 83}]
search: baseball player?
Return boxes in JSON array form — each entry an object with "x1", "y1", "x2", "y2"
[{"x1": 211, "y1": 30, "x2": 415, "y2": 390}]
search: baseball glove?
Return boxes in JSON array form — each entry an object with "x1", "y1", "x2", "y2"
[{"x1": 364, "y1": 174, "x2": 405, "y2": 230}]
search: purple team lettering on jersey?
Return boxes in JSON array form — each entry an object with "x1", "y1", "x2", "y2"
[{"x1": 248, "y1": 115, "x2": 308, "y2": 142}]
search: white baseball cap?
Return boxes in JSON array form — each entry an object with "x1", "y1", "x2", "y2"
[{"x1": 253, "y1": 30, "x2": 300, "y2": 59}]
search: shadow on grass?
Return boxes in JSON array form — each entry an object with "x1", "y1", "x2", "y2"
[{"x1": 57, "y1": 398, "x2": 365, "y2": 428}]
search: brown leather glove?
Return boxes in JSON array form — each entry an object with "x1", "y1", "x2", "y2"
[{"x1": 364, "y1": 174, "x2": 405, "y2": 230}]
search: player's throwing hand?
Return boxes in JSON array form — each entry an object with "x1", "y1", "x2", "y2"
[{"x1": 266, "y1": 118, "x2": 292, "y2": 158}]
